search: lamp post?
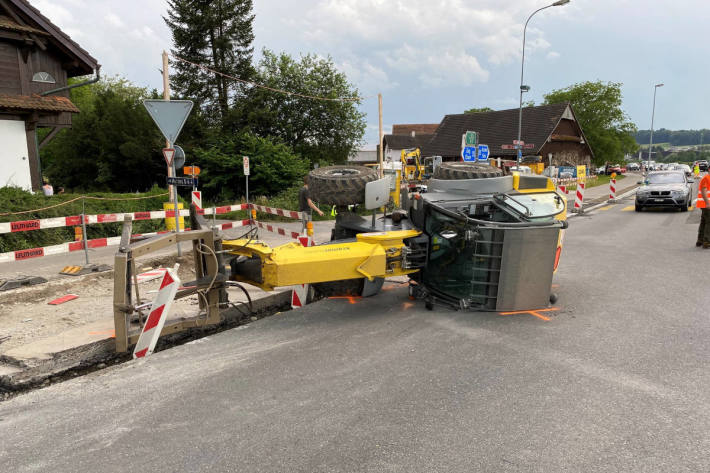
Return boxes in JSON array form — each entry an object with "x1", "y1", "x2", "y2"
[
  {"x1": 516, "y1": 0, "x2": 570, "y2": 166},
  {"x1": 646, "y1": 83, "x2": 664, "y2": 174}
]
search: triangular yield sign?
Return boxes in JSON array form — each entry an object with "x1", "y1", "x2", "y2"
[
  {"x1": 143, "y1": 99, "x2": 194, "y2": 144},
  {"x1": 163, "y1": 148, "x2": 175, "y2": 166}
]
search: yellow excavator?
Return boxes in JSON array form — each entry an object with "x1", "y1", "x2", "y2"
[
  {"x1": 401, "y1": 148, "x2": 426, "y2": 181},
  {"x1": 113, "y1": 163, "x2": 567, "y2": 352},
  {"x1": 225, "y1": 163, "x2": 567, "y2": 311}
]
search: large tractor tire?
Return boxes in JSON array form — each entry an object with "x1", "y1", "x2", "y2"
[
  {"x1": 433, "y1": 162, "x2": 504, "y2": 180},
  {"x1": 308, "y1": 165, "x2": 379, "y2": 205}
]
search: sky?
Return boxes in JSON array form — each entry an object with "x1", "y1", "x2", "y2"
[{"x1": 32, "y1": 0, "x2": 710, "y2": 148}]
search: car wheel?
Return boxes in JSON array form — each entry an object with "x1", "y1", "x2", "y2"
[{"x1": 635, "y1": 202, "x2": 642, "y2": 212}]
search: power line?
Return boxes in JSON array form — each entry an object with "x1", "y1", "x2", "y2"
[{"x1": 170, "y1": 54, "x2": 375, "y2": 103}]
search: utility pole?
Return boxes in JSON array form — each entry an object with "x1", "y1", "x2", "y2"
[
  {"x1": 378, "y1": 93, "x2": 383, "y2": 178},
  {"x1": 162, "y1": 50, "x2": 181, "y2": 256},
  {"x1": 647, "y1": 83, "x2": 663, "y2": 174}
]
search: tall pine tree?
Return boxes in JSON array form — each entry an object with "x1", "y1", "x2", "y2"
[{"x1": 165, "y1": 0, "x2": 254, "y2": 123}]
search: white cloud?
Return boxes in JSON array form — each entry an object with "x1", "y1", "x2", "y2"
[
  {"x1": 284, "y1": 0, "x2": 568, "y2": 90},
  {"x1": 105, "y1": 13, "x2": 125, "y2": 29}
]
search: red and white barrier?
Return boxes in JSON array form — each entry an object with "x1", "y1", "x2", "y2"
[
  {"x1": 209, "y1": 219, "x2": 251, "y2": 231},
  {"x1": 133, "y1": 269, "x2": 180, "y2": 359},
  {"x1": 574, "y1": 181, "x2": 586, "y2": 211},
  {"x1": 134, "y1": 263, "x2": 180, "y2": 284},
  {"x1": 609, "y1": 178, "x2": 617, "y2": 201},
  {"x1": 254, "y1": 221, "x2": 302, "y2": 240},
  {"x1": 291, "y1": 235, "x2": 315, "y2": 309},
  {"x1": 250, "y1": 204, "x2": 304, "y2": 220},
  {"x1": 191, "y1": 191, "x2": 202, "y2": 212},
  {"x1": 0, "y1": 203, "x2": 250, "y2": 235},
  {"x1": 557, "y1": 185, "x2": 569, "y2": 200},
  {"x1": 203, "y1": 203, "x2": 249, "y2": 216}
]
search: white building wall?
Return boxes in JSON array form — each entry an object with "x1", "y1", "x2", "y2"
[{"x1": 0, "y1": 119, "x2": 32, "y2": 190}]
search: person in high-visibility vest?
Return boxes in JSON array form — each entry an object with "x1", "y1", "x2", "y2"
[
  {"x1": 694, "y1": 164, "x2": 700, "y2": 178},
  {"x1": 696, "y1": 172, "x2": 710, "y2": 248}
]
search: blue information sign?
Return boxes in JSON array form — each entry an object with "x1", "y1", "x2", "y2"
[
  {"x1": 462, "y1": 146, "x2": 477, "y2": 162},
  {"x1": 477, "y1": 144, "x2": 490, "y2": 161}
]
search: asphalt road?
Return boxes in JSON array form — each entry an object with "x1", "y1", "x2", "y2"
[{"x1": 2, "y1": 192, "x2": 710, "y2": 472}]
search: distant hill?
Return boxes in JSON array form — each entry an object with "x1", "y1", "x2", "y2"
[{"x1": 635, "y1": 128, "x2": 710, "y2": 146}]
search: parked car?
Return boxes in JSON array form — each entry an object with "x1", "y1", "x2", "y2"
[
  {"x1": 698, "y1": 160, "x2": 709, "y2": 172},
  {"x1": 627, "y1": 163, "x2": 640, "y2": 172},
  {"x1": 635, "y1": 171, "x2": 693, "y2": 212}
]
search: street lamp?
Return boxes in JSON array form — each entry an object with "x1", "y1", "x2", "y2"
[
  {"x1": 516, "y1": 0, "x2": 570, "y2": 166},
  {"x1": 646, "y1": 83, "x2": 664, "y2": 174}
]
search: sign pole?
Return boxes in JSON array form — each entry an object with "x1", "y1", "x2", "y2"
[
  {"x1": 81, "y1": 197, "x2": 90, "y2": 265},
  {"x1": 162, "y1": 50, "x2": 174, "y2": 196},
  {"x1": 243, "y1": 156, "x2": 250, "y2": 227},
  {"x1": 171, "y1": 152, "x2": 181, "y2": 257}
]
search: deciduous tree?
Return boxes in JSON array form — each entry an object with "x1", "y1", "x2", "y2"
[
  {"x1": 230, "y1": 50, "x2": 366, "y2": 165},
  {"x1": 543, "y1": 81, "x2": 638, "y2": 164}
]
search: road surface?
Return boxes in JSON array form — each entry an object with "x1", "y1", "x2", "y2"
[{"x1": 1, "y1": 192, "x2": 709, "y2": 472}]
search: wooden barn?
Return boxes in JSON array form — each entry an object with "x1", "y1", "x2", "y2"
[{"x1": 0, "y1": 0, "x2": 98, "y2": 191}]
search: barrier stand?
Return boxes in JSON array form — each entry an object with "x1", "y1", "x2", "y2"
[
  {"x1": 132, "y1": 268, "x2": 181, "y2": 358},
  {"x1": 557, "y1": 185, "x2": 569, "y2": 201},
  {"x1": 113, "y1": 208, "x2": 225, "y2": 353},
  {"x1": 573, "y1": 181, "x2": 586, "y2": 213},
  {"x1": 608, "y1": 176, "x2": 617, "y2": 203}
]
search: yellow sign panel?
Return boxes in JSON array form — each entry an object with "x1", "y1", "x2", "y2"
[{"x1": 577, "y1": 165, "x2": 586, "y2": 181}]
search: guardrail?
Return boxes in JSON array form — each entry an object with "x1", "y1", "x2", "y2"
[{"x1": 0, "y1": 202, "x2": 306, "y2": 264}]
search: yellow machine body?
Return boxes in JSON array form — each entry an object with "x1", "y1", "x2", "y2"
[
  {"x1": 223, "y1": 230, "x2": 421, "y2": 291},
  {"x1": 400, "y1": 148, "x2": 425, "y2": 181}
]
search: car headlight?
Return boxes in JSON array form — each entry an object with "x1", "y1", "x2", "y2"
[
  {"x1": 638, "y1": 189, "x2": 650, "y2": 196},
  {"x1": 671, "y1": 190, "x2": 686, "y2": 196}
]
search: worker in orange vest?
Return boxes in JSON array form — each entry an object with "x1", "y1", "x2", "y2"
[{"x1": 696, "y1": 172, "x2": 710, "y2": 248}]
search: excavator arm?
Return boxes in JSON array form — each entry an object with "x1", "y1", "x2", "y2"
[{"x1": 223, "y1": 230, "x2": 424, "y2": 291}]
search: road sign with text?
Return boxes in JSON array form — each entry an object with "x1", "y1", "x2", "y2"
[
  {"x1": 465, "y1": 131, "x2": 478, "y2": 147},
  {"x1": 462, "y1": 146, "x2": 477, "y2": 162},
  {"x1": 243, "y1": 156, "x2": 250, "y2": 176},
  {"x1": 167, "y1": 176, "x2": 198, "y2": 187},
  {"x1": 477, "y1": 144, "x2": 490, "y2": 161}
]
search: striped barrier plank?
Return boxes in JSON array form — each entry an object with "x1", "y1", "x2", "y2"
[
  {"x1": 254, "y1": 221, "x2": 302, "y2": 240},
  {"x1": 0, "y1": 203, "x2": 250, "y2": 234},
  {"x1": 250, "y1": 204, "x2": 304, "y2": 220},
  {"x1": 133, "y1": 269, "x2": 180, "y2": 359}
]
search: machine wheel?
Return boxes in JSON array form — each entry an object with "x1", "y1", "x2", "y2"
[
  {"x1": 433, "y1": 162, "x2": 504, "y2": 180},
  {"x1": 308, "y1": 166, "x2": 379, "y2": 205}
]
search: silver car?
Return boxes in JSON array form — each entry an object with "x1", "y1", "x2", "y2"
[{"x1": 635, "y1": 171, "x2": 693, "y2": 212}]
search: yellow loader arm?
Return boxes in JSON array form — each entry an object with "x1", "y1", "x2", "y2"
[{"x1": 223, "y1": 230, "x2": 422, "y2": 291}]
